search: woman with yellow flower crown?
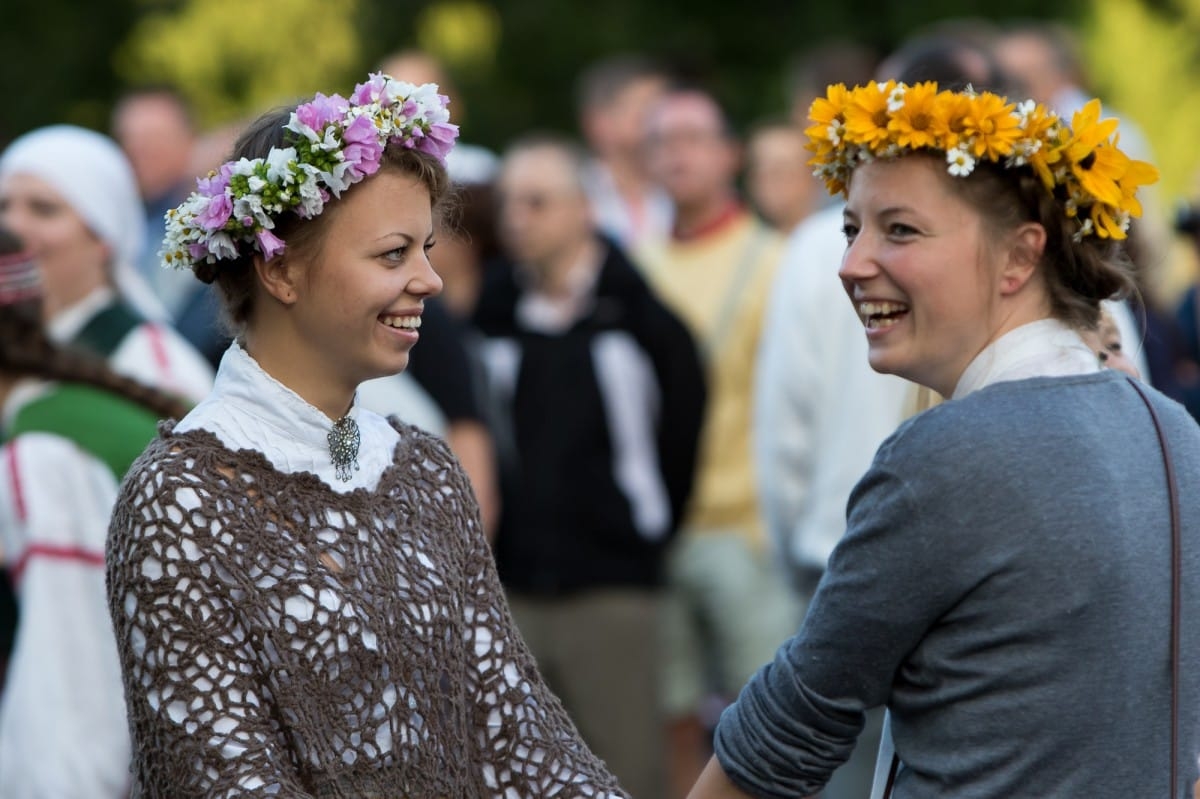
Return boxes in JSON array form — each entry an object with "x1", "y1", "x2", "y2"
[
  {"x1": 688, "y1": 81, "x2": 1200, "y2": 799},
  {"x1": 105, "y1": 73, "x2": 630, "y2": 798}
]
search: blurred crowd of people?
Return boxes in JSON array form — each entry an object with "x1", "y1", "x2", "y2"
[{"x1": 1, "y1": 15, "x2": 1199, "y2": 799}]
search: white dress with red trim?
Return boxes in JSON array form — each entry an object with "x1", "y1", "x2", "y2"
[{"x1": 0, "y1": 429, "x2": 130, "y2": 798}]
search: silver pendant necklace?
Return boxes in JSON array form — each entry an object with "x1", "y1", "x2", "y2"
[{"x1": 327, "y1": 414, "x2": 361, "y2": 482}]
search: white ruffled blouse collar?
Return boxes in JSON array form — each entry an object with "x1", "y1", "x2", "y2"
[
  {"x1": 952, "y1": 318, "x2": 1101, "y2": 400},
  {"x1": 174, "y1": 340, "x2": 400, "y2": 492}
]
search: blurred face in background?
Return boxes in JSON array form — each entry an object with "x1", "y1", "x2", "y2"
[
  {"x1": 644, "y1": 91, "x2": 739, "y2": 210},
  {"x1": 1081, "y1": 311, "x2": 1140, "y2": 379},
  {"x1": 112, "y1": 92, "x2": 195, "y2": 203},
  {"x1": 584, "y1": 74, "x2": 668, "y2": 163},
  {"x1": 0, "y1": 172, "x2": 111, "y2": 318},
  {"x1": 992, "y1": 32, "x2": 1060, "y2": 105},
  {"x1": 746, "y1": 124, "x2": 820, "y2": 232},
  {"x1": 497, "y1": 145, "x2": 592, "y2": 276}
]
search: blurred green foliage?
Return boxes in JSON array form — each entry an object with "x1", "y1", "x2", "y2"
[
  {"x1": 2, "y1": 0, "x2": 1079, "y2": 147},
  {"x1": 1081, "y1": 0, "x2": 1200, "y2": 201},
  {"x1": 112, "y1": 0, "x2": 364, "y2": 125},
  {"x1": 9, "y1": 0, "x2": 1200, "y2": 204},
  {"x1": 8, "y1": 0, "x2": 1197, "y2": 293}
]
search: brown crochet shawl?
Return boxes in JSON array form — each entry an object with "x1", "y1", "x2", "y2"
[{"x1": 107, "y1": 420, "x2": 628, "y2": 799}]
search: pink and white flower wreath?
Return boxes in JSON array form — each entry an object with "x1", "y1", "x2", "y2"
[{"x1": 160, "y1": 73, "x2": 459, "y2": 273}]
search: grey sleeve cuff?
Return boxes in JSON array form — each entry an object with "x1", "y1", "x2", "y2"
[{"x1": 712, "y1": 657, "x2": 866, "y2": 799}]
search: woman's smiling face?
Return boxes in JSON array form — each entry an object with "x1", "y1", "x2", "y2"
[
  {"x1": 278, "y1": 169, "x2": 443, "y2": 397},
  {"x1": 837, "y1": 154, "x2": 1014, "y2": 397}
]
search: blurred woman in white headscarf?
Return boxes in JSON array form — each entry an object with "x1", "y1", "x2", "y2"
[
  {"x1": 0, "y1": 225, "x2": 190, "y2": 798},
  {"x1": 0, "y1": 125, "x2": 213, "y2": 403}
]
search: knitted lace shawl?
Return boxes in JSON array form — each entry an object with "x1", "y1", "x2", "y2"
[{"x1": 107, "y1": 421, "x2": 627, "y2": 798}]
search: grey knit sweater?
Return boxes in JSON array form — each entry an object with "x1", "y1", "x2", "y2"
[{"x1": 715, "y1": 371, "x2": 1200, "y2": 798}]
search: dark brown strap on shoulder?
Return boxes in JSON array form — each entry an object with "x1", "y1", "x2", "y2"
[
  {"x1": 883, "y1": 751, "x2": 900, "y2": 798},
  {"x1": 1127, "y1": 377, "x2": 1182, "y2": 798}
]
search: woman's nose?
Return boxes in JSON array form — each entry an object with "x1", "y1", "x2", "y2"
[
  {"x1": 413, "y1": 251, "x2": 444, "y2": 298},
  {"x1": 837, "y1": 234, "x2": 878, "y2": 284},
  {"x1": 0, "y1": 202, "x2": 30, "y2": 238}
]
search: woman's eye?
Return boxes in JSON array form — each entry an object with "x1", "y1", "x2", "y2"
[
  {"x1": 841, "y1": 224, "x2": 859, "y2": 242},
  {"x1": 888, "y1": 223, "x2": 917, "y2": 237},
  {"x1": 384, "y1": 246, "x2": 408, "y2": 262},
  {"x1": 424, "y1": 241, "x2": 436, "y2": 253}
]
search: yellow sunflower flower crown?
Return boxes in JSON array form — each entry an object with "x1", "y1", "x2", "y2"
[{"x1": 805, "y1": 80, "x2": 1159, "y2": 241}]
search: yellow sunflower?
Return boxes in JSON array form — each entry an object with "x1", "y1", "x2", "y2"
[
  {"x1": 1115, "y1": 156, "x2": 1160, "y2": 218},
  {"x1": 844, "y1": 80, "x2": 896, "y2": 150},
  {"x1": 1019, "y1": 102, "x2": 1064, "y2": 190},
  {"x1": 929, "y1": 90, "x2": 973, "y2": 151},
  {"x1": 1065, "y1": 99, "x2": 1120, "y2": 155},
  {"x1": 1060, "y1": 99, "x2": 1124, "y2": 206},
  {"x1": 1072, "y1": 143, "x2": 1127, "y2": 208},
  {"x1": 887, "y1": 81, "x2": 940, "y2": 150},
  {"x1": 962, "y1": 92, "x2": 1021, "y2": 160},
  {"x1": 805, "y1": 83, "x2": 852, "y2": 155},
  {"x1": 1089, "y1": 204, "x2": 1128, "y2": 240}
]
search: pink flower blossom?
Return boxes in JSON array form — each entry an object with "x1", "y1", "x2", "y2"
[
  {"x1": 295, "y1": 92, "x2": 350, "y2": 132},
  {"x1": 196, "y1": 193, "x2": 233, "y2": 231},
  {"x1": 257, "y1": 229, "x2": 287, "y2": 260},
  {"x1": 341, "y1": 114, "x2": 385, "y2": 178},
  {"x1": 350, "y1": 74, "x2": 389, "y2": 106},
  {"x1": 419, "y1": 122, "x2": 460, "y2": 162},
  {"x1": 195, "y1": 164, "x2": 232, "y2": 198}
]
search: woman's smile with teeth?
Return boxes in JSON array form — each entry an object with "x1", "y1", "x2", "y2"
[
  {"x1": 858, "y1": 301, "x2": 908, "y2": 330},
  {"x1": 381, "y1": 314, "x2": 422, "y2": 329}
]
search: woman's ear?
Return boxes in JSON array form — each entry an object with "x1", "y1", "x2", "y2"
[
  {"x1": 253, "y1": 252, "x2": 299, "y2": 305},
  {"x1": 999, "y1": 222, "x2": 1047, "y2": 296}
]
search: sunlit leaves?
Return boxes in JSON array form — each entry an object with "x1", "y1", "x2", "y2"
[{"x1": 115, "y1": 0, "x2": 362, "y2": 127}]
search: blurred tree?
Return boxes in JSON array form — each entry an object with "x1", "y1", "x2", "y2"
[
  {"x1": 416, "y1": 0, "x2": 501, "y2": 74},
  {"x1": 365, "y1": 0, "x2": 1081, "y2": 149},
  {"x1": 1081, "y1": 0, "x2": 1200, "y2": 202},
  {"x1": 0, "y1": 0, "x2": 141, "y2": 145},
  {"x1": 2, "y1": 0, "x2": 1102, "y2": 168},
  {"x1": 1080, "y1": 0, "x2": 1200, "y2": 301},
  {"x1": 114, "y1": 0, "x2": 363, "y2": 129}
]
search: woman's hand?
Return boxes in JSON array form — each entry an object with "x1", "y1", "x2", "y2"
[
  {"x1": 687, "y1": 756, "x2": 819, "y2": 799},
  {"x1": 686, "y1": 757, "x2": 757, "y2": 799}
]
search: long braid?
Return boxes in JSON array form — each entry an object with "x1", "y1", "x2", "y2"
[{"x1": 0, "y1": 230, "x2": 191, "y2": 421}]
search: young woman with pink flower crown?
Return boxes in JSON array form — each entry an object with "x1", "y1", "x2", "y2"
[
  {"x1": 106, "y1": 73, "x2": 629, "y2": 798},
  {"x1": 688, "y1": 82, "x2": 1200, "y2": 799}
]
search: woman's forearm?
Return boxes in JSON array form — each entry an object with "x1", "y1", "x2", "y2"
[{"x1": 687, "y1": 756, "x2": 819, "y2": 799}]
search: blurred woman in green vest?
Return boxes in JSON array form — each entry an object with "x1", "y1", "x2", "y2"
[
  {"x1": 0, "y1": 226, "x2": 188, "y2": 798},
  {"x1": 0, "y1": 124, "x2": 214, "y2": 404}
]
